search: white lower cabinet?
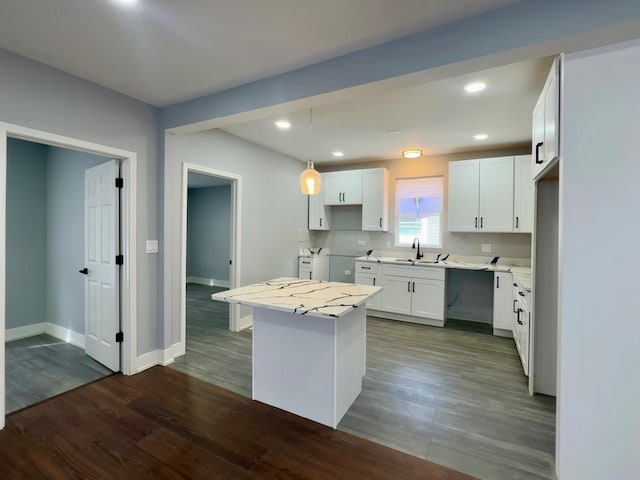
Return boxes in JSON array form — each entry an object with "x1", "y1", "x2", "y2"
[
  {"x1": 493, "y1": 272, "x2": 514, "y2": 336},
  {"x1": 512, "y1": 283, "x2": 531, "y2": 376},
  {"x1": 298, "y1": 256, "x2": 329, "y2": 281},
  {"x1": 354, "y1": 261, "x2": 381, "y2": 310},
  {"x1": 380, "y1": 264, "x2": 445, "y2": 323}
]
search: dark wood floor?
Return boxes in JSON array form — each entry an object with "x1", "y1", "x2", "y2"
[
  {"x1": 5, "y1": 334, "x2": 112, "y2": 413},
  {"x1": 171, "y1": 284, "x2": 556, "y2": 480},
  {"x1": 0, "y1": 367, "x2": 476, "y2": 479}
]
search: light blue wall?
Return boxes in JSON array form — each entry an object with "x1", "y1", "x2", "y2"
[
  {"x1": 186, "y1": 186, "x2": 231, "y2": 282},
  {"x1": 0, "y1": 48, "x2": 159, "y2": 355},
  {"x1": 45, "y1": 146, "x2": 107, "y2": 334},
  {"x1": 6, "y1": 139, "x2": 47, "y2": 330}
]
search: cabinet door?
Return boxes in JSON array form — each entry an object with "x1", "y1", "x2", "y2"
[
  {"x1": 532, "y1": 95, "x2": 545, "y2": 179},
  {"x1": 308, "y1": 174, "x2": 330, "y2": 230},
  {"x1": 362, "y1": 168, "x2": 388, "y2": 231},
  {"x1": 518, "y1": 303, "x2": 530, "y2": 376},
  {"x1": 533, "y1": 57, "x2": 560, "y2": 179},
  {"x1": 355, "y1": 272, "x2": 381, "y2": 310},
  {"x1": 513, "y1": 155, "x2": 534, "y2": 233},
  {"x1": 323, "y1": 172, "x2": 343, "y2": 205},
  {"x1": 543, "y1": 61, "x2": 559, "y2": 165},
  {"x1": 341, "y1": 170, "x2": 363, "y2": 205},
  {"x1": 410, "y1": 278, "x2": 444, "y2": 320},
  {"x1": 448, "y1": 160, "x2": 479, "y2": 231},
  {"x1": 478, "y1": 157, "x2": 514, "y2": 232},
  {"x1": 492, "y1": 272, "x2": 513, "y2": 331},
  {"x1": 381, "y1": 275, "x2": 412, "y2": 315},
  {"x1": 298, "y1": 266, "x2": 313, "y2": 280}
]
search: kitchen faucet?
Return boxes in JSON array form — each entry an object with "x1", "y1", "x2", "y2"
[{"x1": 412, "y1": 237, "x2": 423, "y2": 260}]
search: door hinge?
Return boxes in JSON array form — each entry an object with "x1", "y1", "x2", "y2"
[
  {"x1": 115, "y1": 331, "x2": 124, "y2": 343},
  {"x1": 116, "y1": 254, "x2": 124, "y2": 265},
  {"x1": 115, "y1": 177, "x2": 123, "y2": 188}
]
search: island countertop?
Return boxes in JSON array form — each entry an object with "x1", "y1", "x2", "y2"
[{"x1": 211, "y1": 277, "x2": 382, "y2": 319}]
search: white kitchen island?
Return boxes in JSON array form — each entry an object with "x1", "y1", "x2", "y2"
[{"x1": 211, "y1": 277, "x2": 382, "y2": 428}]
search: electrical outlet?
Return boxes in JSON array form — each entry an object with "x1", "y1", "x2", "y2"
[
  {"x1": 357, "y1": 240, "x2": 366, "y2": 246},
  {"x1": 146, "y1": 240, "x2": 159, "y2": 253},
  {"x1": 344, "y1": 270, "x2": 352, "y2": 276},
  {"x1": 481, "y1": 243, "x2": 492, "y2": 253}
]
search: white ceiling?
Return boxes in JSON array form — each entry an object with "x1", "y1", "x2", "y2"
[
  {"x1": 221, "y1": 57, "x2": 553, "y2": 164},
  {"x1": 0, "y1": 0, "x2": 520, "y2": 106}
]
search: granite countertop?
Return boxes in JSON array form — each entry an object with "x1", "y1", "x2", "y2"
[
  {"x1": 355, "y1": 255, "x2": 532, "y2": 291},
  {"x1": 211, "y1": 277, "x2": 382, "y2": 318}
]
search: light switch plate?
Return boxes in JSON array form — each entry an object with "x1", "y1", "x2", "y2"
[
  {"x1": 344, "y1": 270, "x2": 352, "y2": 276},
  {"x1": 357, "y1": 240, "x2": 366, "y2": 246},
  {"x1": 481, "y1": 243, "x2": 492, "y2": 253},
  {"x1": 146, "y1": 240, "x2": 159, "y2": 253}
]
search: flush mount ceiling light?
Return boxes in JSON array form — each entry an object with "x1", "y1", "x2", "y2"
[
  {"x1": 112, "y1": 0, "x2": 138, "y2": 6},
  {"x1": 402, "y1": 149, "x2": 423, "y2": 159},
  {"x1": 464, "y1": 82, "x2": 486, "y2": 93},
  {"x1": 300, "y1": 109, "x2": 321, "y2": 195},
  {"x1": 473, "y1": 133, "x2": 489, "y2": 140},
  {"x1": 332, "y1": 151, "x2": 344, "y2": 157},
  {"x1": 275, "y1": 120, "x2": 291, "y2": 130}
]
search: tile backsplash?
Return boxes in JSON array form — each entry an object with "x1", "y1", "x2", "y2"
[{"x1": 308, "y1": 229, "x2": 531, "y2": 259}]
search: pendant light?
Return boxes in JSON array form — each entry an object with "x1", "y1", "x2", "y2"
[{"x1": 300, "y1": 108, "x2": 321, "y2": 195}]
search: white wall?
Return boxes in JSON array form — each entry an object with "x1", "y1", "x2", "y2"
[
  {"x1": 0, "y1": 48, "x2": 159, "y2": 355},
  {"x1": 164, "y1": 130, "x2": 307, "y2": 346},
  {"x1": 558, "y1": 40, "x2": 640, "y2": 479}
]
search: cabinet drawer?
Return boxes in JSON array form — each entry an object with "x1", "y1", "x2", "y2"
[
  {"x1": 355, "y1": 262, "x2": 379, "y2": 274},
  {"x1": 382, "y1": 263, "x2": 444, "y2": 280},
  {"x1": 298, "y1": 257, "x2": 314, "y2": 268}
]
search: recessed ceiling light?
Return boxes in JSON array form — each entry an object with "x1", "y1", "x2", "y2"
[
  {"x1": 275, "y1": 120, "x2": 291, "y2": 130},
  {"x1": 402, "y1": 149, "x2": 423, "y2": 159},
  {"x1": 464, "y1": 82, "x2": 486, "y2": 93},
  {"x1": 473, "y1": 134, "x2": 489, "y2": 141},
  {"x1": 332, "y1": 151, "x2": 344, "y2": 157},
  {"x1": 112, "y1": 0, "x2": 138, "y2": 6}
]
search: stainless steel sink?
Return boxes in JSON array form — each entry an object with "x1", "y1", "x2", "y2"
[{"x1": 394, "y1": 258, "x2": 414, "y2": 262}]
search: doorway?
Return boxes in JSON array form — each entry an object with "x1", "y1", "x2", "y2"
[
  {"x1": 0, "y1": 122, "x2": 138, "y2": 429},
  {"x1": 173, "y1": 164, "x2": 242, "y2": 362}
]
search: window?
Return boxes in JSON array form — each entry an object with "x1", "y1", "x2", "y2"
[{"x1": 395, "y1": 176, "x2": 443, "y2": 248}]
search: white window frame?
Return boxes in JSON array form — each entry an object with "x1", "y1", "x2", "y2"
[{"x1": 394, "y1": 176, "x2": 444, "y2": 248}]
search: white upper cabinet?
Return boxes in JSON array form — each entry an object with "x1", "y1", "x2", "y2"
[
  {"x1": 478, "y1": 157, "x2": 515, "y2": 232},
  {"x1": 324, "y1": 170, "x2": 363, "y2": 205},
  {"x1": 308, "y1": 173, "x2": 330, "y2": 230},
  {"x1": 532, "y1": 56, "x2": 561, "y2": 179},
  {"x1": 448, "y1": 157, "x2": 514, "y2": 232},
  {"x1": 362, "y1": 168, "x2": 389, "y2": 231},
  {"x1": 447, "y1": 159, "x2": 480, "y2": 231},
  {"x1": 513, "y1": 155, "x2": 534, "y2": 233}
]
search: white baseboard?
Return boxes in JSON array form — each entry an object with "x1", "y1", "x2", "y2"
[
  {"x1": 187, "y1": 276, "x2": 230, "y2": 288},
  {"x1": 6, "y1": 323, "x2": 47, "y2": 342},
  {"x1": 234, "y1": 314, "x2": 253, "y2": 332},
  {"x1": 45, "y1": 323, "x2": 85, "y2": 349},
  {"x1": 6, "y1": 322, "x2": 84, "y2": 349},
  {"x1": 134, "y1": 342, "x2": 182, "y2": 373}
]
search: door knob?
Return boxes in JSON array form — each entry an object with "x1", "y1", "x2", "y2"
[{"x1": 79, "y1": 267, "x2": 88, "y2": 275}]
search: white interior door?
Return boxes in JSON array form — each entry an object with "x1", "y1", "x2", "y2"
[{"x1": 84, "y1": 160, "x2": 120, "y2": 371}]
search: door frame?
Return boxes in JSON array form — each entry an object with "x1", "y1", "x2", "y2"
[
  {"x1": 179, "y1": 162, "x2": 241, "y2": 356},
  {"x1": 0, "y1": 121, "x2": 138, "y2": 429}
]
